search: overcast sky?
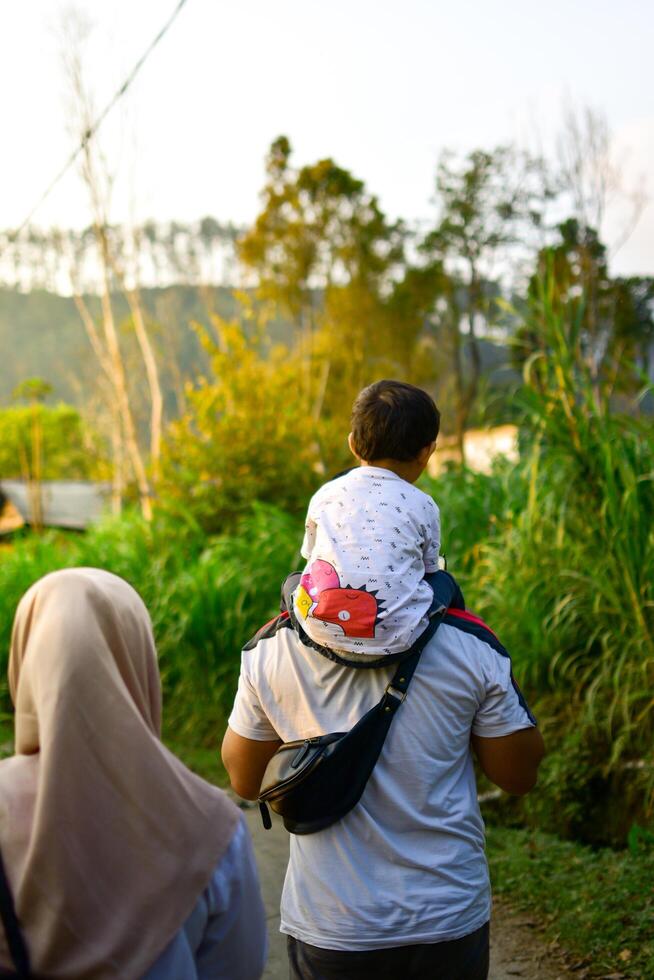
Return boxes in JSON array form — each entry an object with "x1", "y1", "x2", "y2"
[{"x1": 1, "y1": 0, "x2": 652, "y2": 275}]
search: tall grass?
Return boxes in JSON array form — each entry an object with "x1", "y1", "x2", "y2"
[
  {"x1": 420, "y1": 277, "x2": 653, "y2": 842},
  {"x1": 443, "y1": 280, "x2": 654, "y2": 842},
  {"x1": 0, "y1": 504, "x2": 303, "y2": 741}
]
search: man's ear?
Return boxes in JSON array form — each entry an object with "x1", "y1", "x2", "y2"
[{"x1": 348, "y1": 432, "x2": 359, "y2": 460}]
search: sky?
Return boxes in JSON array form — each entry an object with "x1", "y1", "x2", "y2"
[{"x1": 1, "y1": 0, "x2": 653, "y2": 276}]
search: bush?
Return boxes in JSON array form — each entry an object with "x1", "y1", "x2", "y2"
[
  {"x1": 0, "y1": 403, "x2": 108, "y2": 479},
  {"x1": 0, "y1": 504, "x2": 303, "y2": 741},
  {"x1": 427, "y1": 278, "x2": 654, "y2": 844},
  {"x1": 161, "y1": 319, "x2": 336, "y2": 533}
]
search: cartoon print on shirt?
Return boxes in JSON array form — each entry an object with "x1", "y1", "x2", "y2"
[
  {"x1": 300, "y1": 558, "x2": 340, "y2": 600},
  {"x1": 294, "y1": 584, "x2": 313, "y2": 620},
  {"x1": 313, "y1": 585, "x2": 380, "y2": 638},
  {"x1": 297, "y1": 559, "x2": 383, "y2": 638}
]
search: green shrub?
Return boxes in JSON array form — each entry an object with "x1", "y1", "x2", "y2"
[
  {"x1": 0, "y1": 403, "x2": 108, "y2": 479},
  {"x1": 0, "y1": 504, "x2": 303, "y2": 741},
  {"x1": 428, "y1": 277, "x2": 654, "y2": 843},
  {"x1": 161, "y1": 319, "x2": 331, "y2": 533}
]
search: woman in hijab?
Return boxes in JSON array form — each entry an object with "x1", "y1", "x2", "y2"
[{"x1": 0, "y1": 567, "x2": 267, "y2": 979}]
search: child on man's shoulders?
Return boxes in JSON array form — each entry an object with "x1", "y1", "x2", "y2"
[{"x1": 294, "y1": 379, "x2": 442, "y2": 657}]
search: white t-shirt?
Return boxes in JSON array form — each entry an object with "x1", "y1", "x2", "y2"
[
  {"x1": 228, "y1": 612, "x2": 536, "y2": 951},
  {"x1": 295, "y1": 466, "x2": 441, "y2": 656}
]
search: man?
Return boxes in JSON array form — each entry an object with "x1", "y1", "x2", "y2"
[
  {"x1": 222, "y1": 382, "x2": 543, "y2": 980},
  {"x1": 222, "y1": 588, "x2": 543, "y2": 980}
]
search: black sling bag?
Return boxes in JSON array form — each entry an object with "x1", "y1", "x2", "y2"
[
  {"x1": 258, "y1": 570, "x2": 458, "y2": 835},
  {"x1": 0, "y1": 851, "x2": 32, "y2": 979}
]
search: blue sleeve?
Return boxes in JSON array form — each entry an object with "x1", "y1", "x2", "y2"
[
  {"x1": 142, "y1": 816, "x2": 267, "y2": 980},
  {"x1": 194, "y1": 816, "x2": 267, "y2": 979}
]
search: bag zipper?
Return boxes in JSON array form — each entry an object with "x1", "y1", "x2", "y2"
[{"x1": 291, "y1": 737, "x2": 322, "y2": 769}]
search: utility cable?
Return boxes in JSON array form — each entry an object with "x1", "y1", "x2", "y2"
[{"x1": 10, "y1": 0, "x2": 191, "y2": 238}]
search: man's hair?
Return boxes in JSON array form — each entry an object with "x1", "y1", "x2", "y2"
[{"x1": 350, "y1": 380, "x2": 440, "y2": 462}]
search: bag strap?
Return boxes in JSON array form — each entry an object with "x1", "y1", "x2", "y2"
[
  {"x1": 0, "y1": 851, "x2": 31, "y2": 979},
  {"x1": 378, "y1": 606, "x2": 444, "y2": 716}
]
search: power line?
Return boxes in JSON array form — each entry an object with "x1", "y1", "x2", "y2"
[{"x1": 11, "y1": 0, "x2": 191, "y2": 238}]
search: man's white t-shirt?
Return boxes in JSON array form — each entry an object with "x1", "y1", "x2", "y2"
[
  {"x1": 295, "y1": 466, "x2": 441, "y2": 656},
  {"x1": 228, "y1": 613, "x2": 535, "y2": 951}
]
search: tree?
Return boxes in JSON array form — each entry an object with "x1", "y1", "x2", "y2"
[
  {"x1": 0, "y1": 401, "x2": 107, "y2": 483},
  {"x1": 59, "y1": 8, "x2": 164, "y2": 518},
  {"x1": 162, "y1": 316, "x2": 331, "y2": 533},
  {"x1": 3, "y1": 388, "x2": 108, "y2": 534},
  {"x1": 420, "y1": 146, "x2": 552, "y2": 461},
  {"x1": 612, "y1": 277, "x2": 654, "y2": 380},
  {"x1": 557, "y1": 103, "x2": 646, "y2": 259},
  {"x1": 238, "y1": 137, "x2": 409, "y2": 430},
  {"x1": 10, "y1": 378, "x2": 53, "y2": 530},
  {"x1": 516, "y1": 220, "x2": 654, "y2": 398}
]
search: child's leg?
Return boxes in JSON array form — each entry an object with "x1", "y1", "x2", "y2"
[{"x1": 425, "y1": 569, "x2": 465, "y2": 616}]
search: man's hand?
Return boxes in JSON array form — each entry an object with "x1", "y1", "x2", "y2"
[
  {"x1": 221, "y1": 726, "x2": 282, "y2": 800},
  {"x1": 471, "y1": 727, "x2": 545, "y2": 796}
]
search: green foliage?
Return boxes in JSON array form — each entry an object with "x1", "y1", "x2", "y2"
[
  {"x1": 238, "y1": 137, "x2": 435, "y2": 442},
  {"x1": 430, "y1": 274, "x2": 654, "y2": 843},
  {"x1": 486, "y1": 826, "x2": 654, "y2": 978},
  {"x1": 0, "y1": 504, "x2": 303, "y2": 740},
  {"x1": 420, "y1": 460, "x2": 523, "y2": 575},
  {"x1": 514, "y1": 221, "x2": 654, "y2": 394},
  {"x1": 627, "y1": 823, "x2": 654, "y2": 855},
  {"x1": 162, "y1": 317, "x2": 333, "y2": 532},
  {"x1": 482, "y1": 277, "x2": 653, "y2": 699},
  {"x1": 239, "y1": 136, "x2": 405, "y2": 319},
  {"x1": 0, "y1": 403, "x2": 107, "y2": 479},
  {"x1": 12, "y1": 377, "x2": 52, "y2": 403}
]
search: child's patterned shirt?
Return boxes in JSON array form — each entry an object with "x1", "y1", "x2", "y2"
[{"x1": 294, "y1": 466, "x2": 441, "y2": 656}]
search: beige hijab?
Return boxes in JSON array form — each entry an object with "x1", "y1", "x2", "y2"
[{"x1": 0, "y1": 568, "x2": 240, "y2": 979}]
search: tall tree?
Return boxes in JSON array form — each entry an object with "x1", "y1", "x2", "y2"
[
  {"x1": 516, "y1": 220, "x2": 654, "y2": 398},
  {"x1": 59, "y1": 8, "x2": 159, "y2": 517},
  {"x1": 557, "y1": 103, "x2": 646, "y2": 258},
  {"x1": 420, "y1": 146, "x2": 551, "y2": 461},
  {"x1": 10, "y1": 378, "x2": 53, "y2": 531},
  {"x1": 238, "y1": 137, "x2": 408, "y2": 427}
]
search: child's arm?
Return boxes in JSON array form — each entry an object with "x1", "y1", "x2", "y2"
[{"x1": 422, "y1": 500, "x2": 441, "y2": 572}]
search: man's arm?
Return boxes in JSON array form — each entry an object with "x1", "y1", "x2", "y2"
[
  {"x1": 471, "y1": 727, "x2": 545, "y2": 796},
  {"x1": 221, "y1": 726, "x2": 282, "y2": 801}
]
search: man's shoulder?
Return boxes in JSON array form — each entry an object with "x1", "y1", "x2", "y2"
[{"x1": 441, "y1": 608, "x2": 508, "y2": 658}]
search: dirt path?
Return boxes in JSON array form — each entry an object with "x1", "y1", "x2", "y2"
[{"x1": 242, "y1": 805, "x2": 572, "y2": 980}]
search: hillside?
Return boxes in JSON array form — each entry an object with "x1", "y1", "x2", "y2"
[
  {"x1": 0, "y1": 286, "x2": 519, "y2": 422},
  {"x1": 0, "y1": 285, "x2": 243, "y2": 409}
]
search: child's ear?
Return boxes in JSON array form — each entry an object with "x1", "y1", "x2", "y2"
[
  {"x1": 348, "y1": 433, "x2": 359, "y2": 460},
  {"x1": 418, "y1": 441, "x2": 437, "y2": 466}
]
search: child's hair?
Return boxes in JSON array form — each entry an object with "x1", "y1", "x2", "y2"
[{"x1": 350, "y1": 380, "x2": 440, "y2": 462}]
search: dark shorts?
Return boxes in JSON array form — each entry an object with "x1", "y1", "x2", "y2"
[{"x1": 287, "y1": 922, "x2": 490, "y2": 980}]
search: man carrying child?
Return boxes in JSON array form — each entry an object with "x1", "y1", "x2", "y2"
[{"x1": 223, "y1": 379, "x2": 544, "y2": 980}]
